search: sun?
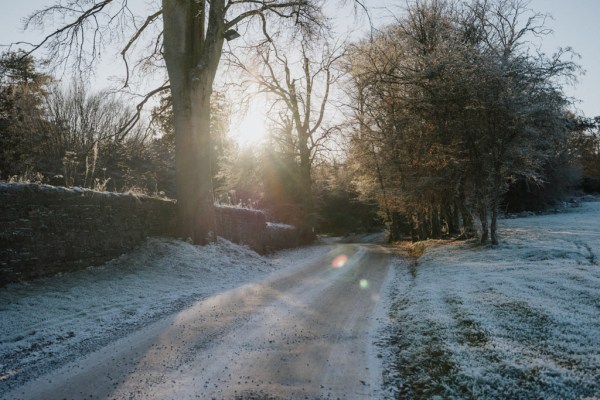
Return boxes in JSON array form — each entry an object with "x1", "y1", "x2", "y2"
[{"x1": 229, "y1": 99, "x2": 269, "y2": 147}]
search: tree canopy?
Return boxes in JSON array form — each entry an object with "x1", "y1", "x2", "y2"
[{"x1": 345, "y1": 0, "x2": 580, "y2": 244}]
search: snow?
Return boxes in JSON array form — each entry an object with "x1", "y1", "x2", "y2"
[
  {"x1": 0, "y1": 237, "x2": 325, "y2": 393},
  {"x1": 0, "y1": 181, "x2": 169, "y2": 201},
  {"x1": 266, "y1": 222, "x2": 296, "y2": 230},
  {"x1": 3, "y1": 198, "x2": 599, "y2": 398},
  {"x1": 378, "y1": 199, "x2": 600, "y2": 398}
]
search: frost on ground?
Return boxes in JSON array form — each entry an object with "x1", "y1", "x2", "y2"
[
  {"x1": 379, "y1": 200, "x2": 600, "y2": 399},
  {"x1": 0, "y1": 237, "x2": 328, "y2": 394}
]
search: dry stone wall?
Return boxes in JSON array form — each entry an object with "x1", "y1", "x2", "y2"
[
  {"x1": 1, "y1": 183, "x2": 300, "y2": 285},
  {"x1": 0, "y1": 183, "x2": 176, "y2": 285},
  {"x1": 214, "y1": 206, "x2": 268, "y2": 253},
  {"x1": 266, "y1": 223, "x2": 300, "y2": 251}
]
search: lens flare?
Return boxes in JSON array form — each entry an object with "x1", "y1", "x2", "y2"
[
  {"x1": 359, "y1": 279, "x2": 369, "y2": 289},
  {"x1": 331, "y1": 254, "x2": 348, "y2": 268}
]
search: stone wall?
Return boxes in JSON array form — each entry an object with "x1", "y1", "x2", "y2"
[
  {"x1": 266, "y1": 223, "x2": 300, "y2": 251},
  {"x1": 214, "y1": 207, "x2": 300, "y2": 253},
  {"x1": 214, "y1": 205, "x2": 268, "y2": 253},
  {"x1": 0, "y1": 183, "x2": 176, "y2": 286},
  {"x1": 1, "y1": 183, "x2": 301, "y2": 285}
]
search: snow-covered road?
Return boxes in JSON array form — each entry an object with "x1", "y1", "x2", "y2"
[{"x1": 2, "y1": 243, "x2": 394, "y2": 399}]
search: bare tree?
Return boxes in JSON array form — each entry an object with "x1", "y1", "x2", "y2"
[
  {"x1": 232, "y1": 35, "x2": 344, "y2": 236},
  {"x1": 16, "y1": 0, "x2": 332, "y2": 243},
  {"x1": 161, "y1": 1, "x2": 332, "y2": 243},
  {"x1": 42, "y1": 80, "x2": 150, "y2": 187}
]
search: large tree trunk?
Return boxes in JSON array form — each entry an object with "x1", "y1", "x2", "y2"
[
  {"x1": 298, "y1": 138, "x2": 316, "y2": 242},
  {"x1": 173, "y1": 84, "x2": 215, "y2": 243},
  {"x1": 299, "y1": 141, "x2": 313, "y2": 212},
  {"x1": 162, "y1": 0, "x2": 225, "y2": 244}
]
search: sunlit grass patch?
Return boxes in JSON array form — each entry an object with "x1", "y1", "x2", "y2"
[
  {"x1": 406, "y1": 241, "x2": 426, "y2": 259},
  {"x1": 398, "y1": 239, "x2": 449, "y2": 261}
]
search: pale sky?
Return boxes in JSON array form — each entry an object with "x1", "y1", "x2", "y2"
[
  {"x1": 1, "y1": 1, "x2": 598, "y2": 118},
  {"x1": 528, "y1": 0, "x2": 600, "y2": 118}
]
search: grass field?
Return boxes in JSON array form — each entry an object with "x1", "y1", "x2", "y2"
[{"x1": 379, "y1": 200, "x2": 600, "y2": 399}]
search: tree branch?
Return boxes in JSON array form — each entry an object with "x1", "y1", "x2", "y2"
[
  {"x1": 117, "y1": 82, "x2": 171, "y2": 139},
  {"x1": 120, "y1": 9, "x2": 163, "y2": 88}
]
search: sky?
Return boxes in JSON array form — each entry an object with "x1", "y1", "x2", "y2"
[
  {"x1": 0, "y1": 1, "x2": 598, "y2": 121},
  {"x1": 528, "y1": 0, "x2": 600, "y2": 118}
]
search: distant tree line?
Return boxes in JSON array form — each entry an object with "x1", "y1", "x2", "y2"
[
  {"x1": 571, "y1": 116, "x2": 600, "y2": 193},
  {"x1": 0, "y1": 50, "x2": 232, "y2": 198},
  {"x1": 1, "y1": 50, "x2": 166, "y2": 194}
]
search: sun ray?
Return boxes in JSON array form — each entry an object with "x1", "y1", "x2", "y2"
[{"x1": 229, "y1": 96, "x2": 269, "y2": 147}]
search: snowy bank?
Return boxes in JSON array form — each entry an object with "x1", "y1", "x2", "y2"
[{"x1": 0, "y1": 238, "x2": 328, "y2": 394}]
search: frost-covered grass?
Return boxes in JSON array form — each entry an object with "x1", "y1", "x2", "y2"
[
  {"x1": 381, "y1": 200, "x2": 600, "y2": 399},
  {"x1": 0, "y1": 238, "x2": 328, "y2": 394}
]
